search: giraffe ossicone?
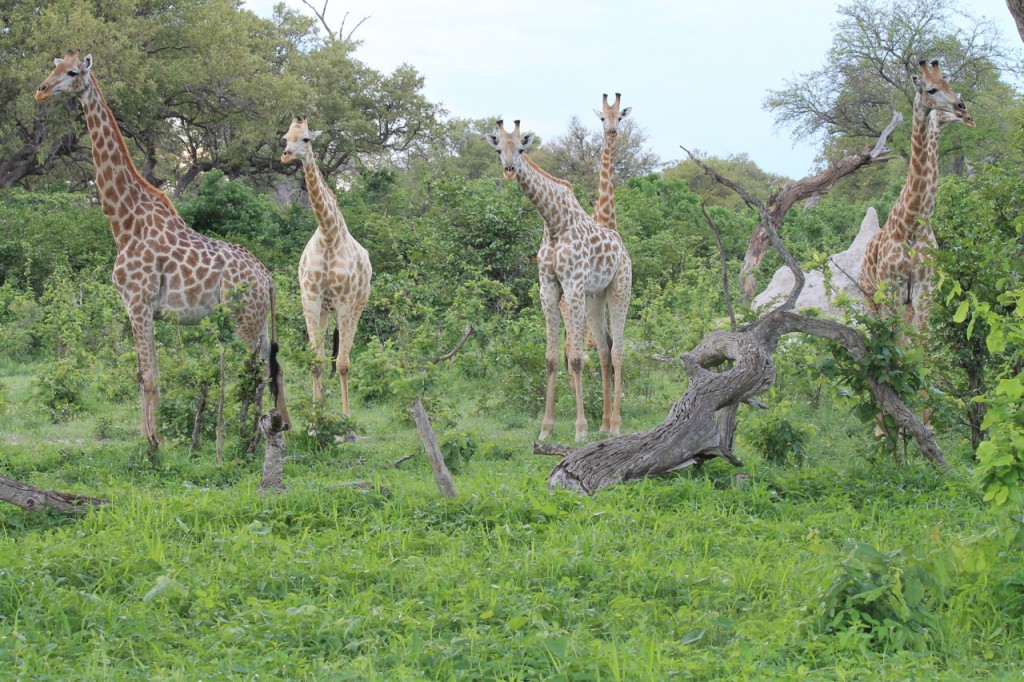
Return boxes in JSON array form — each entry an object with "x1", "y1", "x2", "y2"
[
  {"x1": 35, "y1": 50, "x2": 290, "y2": 452},
  {"x1": 281, "y1": 115, "x2": 372, "y2": 416},
  {"x1": 486, "y1": 119, "x2": 632, "y2": 443}
]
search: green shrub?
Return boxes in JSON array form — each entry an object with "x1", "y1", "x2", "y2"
[
  {"x1": 815, "y1": 542, "x2": 953, "y2": 652},
  {"x1": 747, "y1": 404, "x2": 814, "y2": 465},
  {"x1": 439, "y1": 429, "x2": 476, "y2": 474},
  {"x1": 34, "y1": 357, "x2": 87, "y2": 423}
]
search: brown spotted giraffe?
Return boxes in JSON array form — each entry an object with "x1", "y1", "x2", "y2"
[
  {"x1": 35, "y1": 51, "x2": 290, "y2": 451},
  {"x1": 487, "y1": 120, "x2": 632, "y2": 442},
  {"x1": 281, "y1": 116, "x2": 371, "y2": 415},
  {"x1": 860, "y1": 60, "x2": 975, "y2": 329}
]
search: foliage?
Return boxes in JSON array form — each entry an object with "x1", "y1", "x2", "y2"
[
  {"x1": 439, "y1": 429, "x2": 476, "y2": 475},
  {"x1": 2, "y1": 0, "x2": 438, "y2": 192},
  {"x1": 747, "y1": 402, "x2": 815, "y2": 464},
  {"x1": 543, "y1": 115, "x2": 660, "y2": 197},
  {"x1": 931, "y1": 164, "x2": 1024, "y2": 450},
  {"x1": 815, "y1": 541, "x2": 954, "y2": 652},
  {"x1": 958, "y1": 289, "x2": 1024, "y2": 512},
  {"x1": 764, "y1": 0, "x2": 1020, "y2": 167}
]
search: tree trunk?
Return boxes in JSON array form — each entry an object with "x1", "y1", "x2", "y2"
[
  {"x1": 1008, "y1": 0, "x2": 1024, "y2": 44},
  {"x1": 410, "y1": 397, "x2": 457, "y2": 498},
  {"x1": 258, "y1": 410, "x2": 287, "y2": 493},
  {"x1": 0, "y1": 475, "x2": 107, "y2": 514}
]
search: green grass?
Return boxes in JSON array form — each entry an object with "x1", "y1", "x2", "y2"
[{"x1": 0, "y1": 362, "x2": 1022, "y2": 681}]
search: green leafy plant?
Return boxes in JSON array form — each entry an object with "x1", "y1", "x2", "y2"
[
  {"x1": 815, "y1": 542, "x2": 953, "y2": 652},
  {"x1": 747, "y1": 402, "x2": 815, "y2": 464},
  {"x1": 439, "y1": 428, "x2": 476, "y2": 475}
]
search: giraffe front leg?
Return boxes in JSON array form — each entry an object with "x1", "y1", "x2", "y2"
[
  {"x1": 129, "y1": 312, "x2": 161, "y2": 453},
  {"x1": 607, "y1": 266, "x2": 631, "y2": 437},
  {"x1": 586, "y1": 293, "x2": 613, "y2": 433},
  {"x1": 302, "y1": 299, "x2": 328, "y2": 405},
  {"x1": 335, "y1": 303, "x2": 365, "y2": 417},
  {"x1": 563, "y1": 288, "x2": 588, "y2": 443},
  {"x1": 539, "y1": 279, "x2": 562, "y2": 441}
]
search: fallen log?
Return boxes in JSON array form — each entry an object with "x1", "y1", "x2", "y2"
[{"x1": 0, "y1": 475, "x2": 107, "y2": 514}]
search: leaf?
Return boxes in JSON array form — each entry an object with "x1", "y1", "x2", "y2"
[
  {"x1": 953, "y1": 300, "x2": 970, "y2": 323},
  {"x1": 679, "y1": 629, "x2": 706, "y2": 646}
]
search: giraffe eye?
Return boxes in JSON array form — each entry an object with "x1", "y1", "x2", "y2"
[
  {"x1": 302, "y1": 137, "x2": 310, "y2": 143},
  {"x1": 67, "y1": 70, "x2": 78, "y2": 77},
  {"x1": 927, "y1": 88, "x2": 938, "y2": 95}
]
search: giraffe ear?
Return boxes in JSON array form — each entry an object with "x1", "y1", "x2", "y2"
[
  {"x1": 81, "y1": 54, "x2": 93, "y2": 72},
  {"x1": 54, "y1": 58, "x2": 64, "y2": 67},
  {"x1": 912, "y1": 74, "x2": 922, "y2": 91},
  {"x1": 593, "y1": 108, "x2": 604, "y2": 119},
  {"x1": 484, "y1": 133, "x2": 500, "y2": 149},
  {"x1": 520, "y1": 132, "x2": 535, "y2": 149},
  {"x1": 310, "y1": 130, "x2": 322, "y2": 140},
  {"x1": 619, "y1": 106, "x2": 632, "y2": 119}
]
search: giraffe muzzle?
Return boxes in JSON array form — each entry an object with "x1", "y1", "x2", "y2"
[
  {"x1": 503, "y1": 166, "x2": 515, "y2": 179},
  {"x1": 34, "y1": 84, "x2": 50, "y2": 101}
]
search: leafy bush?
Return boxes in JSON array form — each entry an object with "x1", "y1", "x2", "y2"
[
  {"x1": 815, "y1": 542, "x2": 953, "y2": 652},
  {"x1": 439, "y1": 429, "x2": 476, "y2": 474},
  {"x1": 34, "y1": 357, "x2": 87, "y2": 423},
  {"x1": 747, "y1": 403, "x2": 815, "y2": 464}
]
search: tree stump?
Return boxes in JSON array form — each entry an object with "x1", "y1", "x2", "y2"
[{"x1": 258, "y1": 409, "x2": 288, "y2": 493}]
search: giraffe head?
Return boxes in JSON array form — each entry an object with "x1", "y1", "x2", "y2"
[
  {"x1": 280, "y1": 115, "x2": 322, "y2": 165},
  {"x1": 913, "y1": 60, "x2": 975, "y2": 128},
  {"x1": 484, "y1": 119, "x2": 535, "y2": 180},
  {"x1": 594, "y1": 93, "x2": 631, "y2": 141},
  {"x1": 35, "y1": 50, "x2": 92, "y2": 102}
]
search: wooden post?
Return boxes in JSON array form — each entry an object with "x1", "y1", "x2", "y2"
[{"x1": 410, "y1": 397, "x2": 457, "y2": 498}]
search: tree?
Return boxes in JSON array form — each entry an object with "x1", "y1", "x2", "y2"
[
  {"x1": 764, "y1": 0, "x2": 1017, "y2": 164},
  {"x1": 1007, "y1": 0, "x2": 1024, "y2": 43},
  {"x1": 2, "y1": 0, "x2": 439, "y2": 195},
  {"x1": 543, "y1": 115, "x2": 659, "y2": 200}
]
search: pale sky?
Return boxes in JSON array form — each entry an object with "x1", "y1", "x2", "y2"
[{"x1": 244, "y1": 0, "x2": 1021, "y2": 178}]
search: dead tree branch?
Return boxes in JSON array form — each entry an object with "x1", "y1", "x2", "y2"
[
  {"x1": 410, "y1": 397, "x2": 457, "y2": 498},
  {"x1": 532, "y1": 442, "x2": 573, "y2": 457},
  {"x1": 0, "y1": 475, "x2": 107, "y2": 514},
  {"x1": 718, "y1": 110, "x2": 902, "y2": 304},
  {"x1": 430, "y1": 325, "x2": 475, "y2": 367},
  {"x1": 258, "y1": 410, "x2": 288, "y2": 493}
]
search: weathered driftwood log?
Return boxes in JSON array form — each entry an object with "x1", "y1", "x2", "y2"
[
  {"x1": 0, "y1": 475, "x2": 107, "y2": 514},
  {"x1": 548, "y1": 308, "x2": 945, "y2": 493},
  {"x1": 258, "y1": 409, "x2": 287, "y2": 493},
  {"x1": 1009, "y1": 0, "x2": 1024, "y2": 44},
  {"x1": 410, "y1": 397, "x2": 457, "y2": 498}
]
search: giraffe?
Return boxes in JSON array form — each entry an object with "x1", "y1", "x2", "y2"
[
  {"x1": 280, "y1": 115, "x2": 371, "y2": 415},
  {"x1": 563, "y1": 93, "x2": 633, "y2": 385},
  {"x1": 486, "y1": 120, "x2": 632, "y2": 443},
  {"x1": 592, "y1": 92, "x2": 631, "y2": 232},
  {"x1": 860, "y1": 60, "x2": 975, "y2": 330},
  {"x1": 858, "y1": 60, "x2": 973, "y2": 438},
  {"x1": 35, "y1": 51, "x2": 290, "y2": 451}
]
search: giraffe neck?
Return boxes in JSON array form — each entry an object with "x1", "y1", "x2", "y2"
[
  {"x1": 303, "y1": 158, "x2": 346, "y2": 242},
  {"x1": 886, "y1": 96, "x2": 940, "y2": 241},
  {"x1": 78, "y1": 73, "x2": 177, "y2": 250},
  {"x1": 518, "y1": 155, "x2": 586, "y2": 236},
  {"x1": 592, "y1": 138, "x2": 616, "y2": 231}
]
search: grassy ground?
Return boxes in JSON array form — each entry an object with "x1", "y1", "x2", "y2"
[{"x1": 0, "y1": 361, "x2": 1021, "y2": 681}]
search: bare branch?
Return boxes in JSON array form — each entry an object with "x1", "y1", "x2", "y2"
[
  {"x1": 430, "y1": 325, "x2": 475, "y2": 367},
  {"x1": 701, "y1": 201, "x2": 736, "y2": 331}
]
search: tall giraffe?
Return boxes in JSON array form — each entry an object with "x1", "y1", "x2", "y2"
[
  {"x1": 35, "y1": 51, "x2": 290, "y2": 451},
  {"x1": 280, "y1": 116, "x2": 371, "y2": 415},
  {"x1": 860, "y1": 59, "x2": 975, "y2": 330},
  {"x1": 592, "y1": 92, "x2": 631, "y2": 231},
  {"x1": 487, "y1": 120, "x2": 632, "y2": 442},
  {"x1": 563, "y1": 93, "x2": 633, "y2": 380}
]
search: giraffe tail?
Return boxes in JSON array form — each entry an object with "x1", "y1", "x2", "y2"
[
  {"x1": 330, "y1": 325, "x2": 340, "y2": 377},
  {"x1": 269, "y1": 283, "x2": 281, "y2": 406}
]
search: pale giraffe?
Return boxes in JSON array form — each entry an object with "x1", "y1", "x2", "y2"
[
  {"x1": 487, "y1": 120, "x2": 632, "y2": 442},
  {"x1": 563, "y1": 93, "x2": 633, "y2": 382},
  {"x1": 280, "y1": 115, "x2": 371, "y2": 415},
  {"x1": 35, "y1": 51, "x2": 290, "y2": 451},
  {"x1": 860, "y1": 59, "x2": 975, "y2": 330},
  {"x1": 592, "y1": 92, "x2": 631, "y2": 231}
]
